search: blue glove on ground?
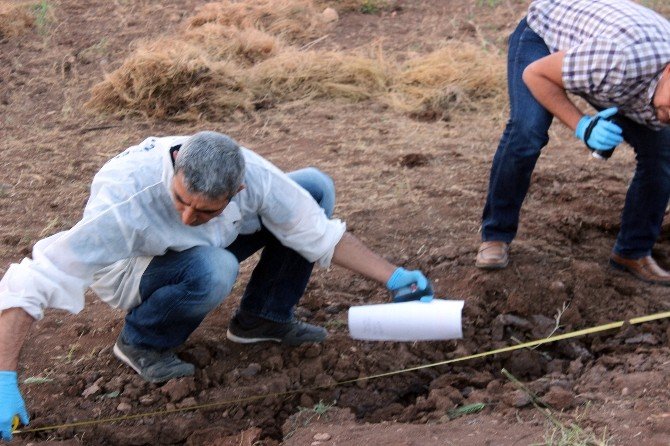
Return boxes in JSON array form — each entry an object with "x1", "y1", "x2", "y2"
[
  {"x1": 575, "y1": 107, "x2": 623, "y2": 151},
  {"x1": 0, "y1": 371, "x2": 29, "y2": 441},
  {"x1": 386, "y1": 267, "x2": 434, "y2": 303}
]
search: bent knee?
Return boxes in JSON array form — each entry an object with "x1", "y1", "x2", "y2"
[
  {"x1": 508, "y1": 117, "x2": 550, "y2": 153},
  {"x1": 292, "y1": 167, "x2": 336, "y2": 217},
  {"x1": 187, "y1": 247, "x2": 239, "y2": 299}
]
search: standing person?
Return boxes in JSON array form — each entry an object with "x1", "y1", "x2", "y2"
[
  {"x1": 0, "y1": 131, "x2": 433, "y2": 441},
  {"x1": 476, "y1": 0, "x2": 670, "y2": 285}
]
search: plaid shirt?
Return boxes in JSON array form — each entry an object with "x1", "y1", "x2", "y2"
[{"x1": 527, "y1": 0, "x2": 670, "y2": 129}]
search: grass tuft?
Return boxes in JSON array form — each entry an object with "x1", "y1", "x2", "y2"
[
  {"x1": 0, "y1": 1, "x2": 35, "y2": 38},
  {"x1": 502, "y1": 369, "x2": 614, "y2": 446}
]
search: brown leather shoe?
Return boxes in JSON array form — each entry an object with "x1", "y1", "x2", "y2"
[
  {"x1": 609, "y1": 253, "x2": 670, "y2": 286},
  {"x1": 476, "y1": 241, "x2": 509, "y2": 270}
]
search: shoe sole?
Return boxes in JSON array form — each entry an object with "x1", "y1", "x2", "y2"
[
  {"x1": 475, "y1": 259, "x2": 509, "y2": 270},
  {"x1": 226, "y1": 329, "x2": 282, "y2": 344},
  {"x1": 226, "y1": 329, "x2": 326, "y2": 346},
  {"x1": 113, "y1": 343, "x2": 149, "y2": 378},
  {"x1": 113, "y1": 343, "x2": 194, "y2": 383},
  {"x1": 609, "y1": 259, "x2": 670, "y2": 286}
]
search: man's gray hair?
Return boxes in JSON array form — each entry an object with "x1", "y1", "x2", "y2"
[{"x1": 175, "y1": 131, "x2": 245, "y2": 199}]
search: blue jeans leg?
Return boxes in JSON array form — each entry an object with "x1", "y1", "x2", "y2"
[
  {"x1": 481, "y1": 18, "x2": 554, "y2": 242},
  {"x1": 226, "y1": 167, "x2": 336, "y2": 323},
  {"x1": 612, "y1": 117, "x2": 670, "y2": 258},
  {"x1": 122, "y1": 246, "x2": 239, "y2": 350}
]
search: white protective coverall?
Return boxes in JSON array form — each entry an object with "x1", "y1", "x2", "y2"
[{"x1": 0, "y1": 136, "x2": 346, "y2": 320}]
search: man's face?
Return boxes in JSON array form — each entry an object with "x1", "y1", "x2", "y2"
[
  {"x1": 653, "y1": 65, "x2": 670, "y2": 124},
  {"x1": 172, "y1": 172, "x2": 231, "y2": 226}
]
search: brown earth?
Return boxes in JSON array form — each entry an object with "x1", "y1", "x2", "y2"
[{"x1": 2, "y1": 0, "x2": 670, "y2": 445}]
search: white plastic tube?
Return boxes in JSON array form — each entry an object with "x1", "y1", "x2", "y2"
[{"x1": 348, "y1": 299, "x2": 464, "y2": 341}]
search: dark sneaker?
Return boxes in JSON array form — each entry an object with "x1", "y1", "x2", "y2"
[
  {"x1": 113, "y1": 335, "x2": 195, "y2": 383},
  {"x1": 226, "y1": 316, "x2": 327, "y2": 346}
]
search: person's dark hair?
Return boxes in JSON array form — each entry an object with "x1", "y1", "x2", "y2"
[{"x1": 175, "y1": 131, "x2": 245, "y2": 199}]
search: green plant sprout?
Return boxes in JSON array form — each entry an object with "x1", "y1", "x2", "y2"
[
  {"x1": 32, "y1": 0, "x2": 52, "y2": 35},
  {"x1": 502, "y1": 369, "x2": 613, "y2": 446}
]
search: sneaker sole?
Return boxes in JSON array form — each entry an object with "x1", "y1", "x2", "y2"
[
  {"x1": 226, "y1": 329, "x2": 282, "y2": 344},
  {"x1": 113, "y1": 343, "x2": 147, "y2": 377}
]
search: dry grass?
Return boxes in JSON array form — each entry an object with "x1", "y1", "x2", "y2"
[
  {"x1": 0, "y1": 1, "x2": 34, "y2": 39},
  {"x1": 183, "y1": 24, "x2": 283, "y2": 66},
  {"x1": 388, "y1": 43, "x2": 506, "y2": 120},
  {"x1": 187, "y1": 0, "x2": 333, "y2": 44},
  {"x1": 248, "y1": 49, "x2": 393, "y2": 104},
  {"x1": 86, "y1": 40, "x2": 252, "y2": 121},
  {"x1": 316, "y1": 0, "x2": 399, "y2": 14},
  {"x1": 86, "y1": 0, "x2": 505, "y2": 121}
]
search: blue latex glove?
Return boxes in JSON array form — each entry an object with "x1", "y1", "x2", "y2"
[
  {"x1": 575, "y1": 107, "x2": 623, "y2": 151},
  {"x1": 0, "y1": 371, "x2": 29, "y2": 441},
  {"x1": 386, "y1": 267, "x2": 434, "y2": 303}
]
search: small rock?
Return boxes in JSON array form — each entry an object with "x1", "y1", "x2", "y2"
[
  {"x1": 177, "y1": 397, "x2": 197, "y2": 408},
  {"x1": 122, "y1": 384, "x2": 143, "y2": 399},
  {"x1": 139, "y1": 394, "x2": 158, "y2": 406},
  {"x1": 321, "y1": 7, "x2": 338, "y2": 23},
  {"x1": 181, "y1": 345, "x2": 212, "y2": 368},
  {"x1": 486, "y1": 380, "x2": 503, "y2": 394},
  {"x1": 103, "y1": 376, "x2": 125, "y2": 393},
  {"x1": 568, "y1": 358, "x2": 583, "y2": 376},
  {"x1": 266, "y1": 355, "x2": 283, "y2": 370},
  {"x1": 530, "y1": 314, "x2": 555, "y2": 338},
  {"x1": 313, "y1": 373, "x2": 336, "y2": 388},
  {"x1": 548, "y1": 281, "x2": 565, "y2": 292},
  {"x1": 504, "y1": 349, "x2": 544, "y2": 378},
  {"x1": 82, "y1": 383, "x2": 101, "y2": 398},
  {"x1": 314, "y1": 432, "x2": 332, "y2": 441},
  {"x1": 498, "y1": 314, "x2": 533, "y2": 330},
  {"x1": 304, "y1": 344, "x2": 322, "y2": 358},
  {"x1": 240, "y1": 363, "x2": 262, "y2": 377},
  {"x1": 324, "y1": 304, "x2": 340, "y2": 314},
  {"x1": 300, "y1": 394, "x2": 314, "y2": 408},
  {"x1": 624, "y1": 333, "x2": 659, "y2": 345},
  {"x1": 117, "y1": 402, "x2": 132, "y2": 412},
  {"x1": 543, "y1": 386, "x2": 575, "y2": 410},
  {"x1": 160, "y1": 377, "x2": 196, "y2": 402},
  {"x1": 503, "y1": 389, "x2": 532, "y2": 408}
]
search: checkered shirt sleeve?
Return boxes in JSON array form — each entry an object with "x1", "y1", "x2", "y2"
[{"x1": 527, "y1": 0, "x2": 670, "y2": 129}]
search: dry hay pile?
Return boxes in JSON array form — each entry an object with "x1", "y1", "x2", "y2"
[
  {"x1": 388, "y1": 43, "x2": 506, "y2": 121},
  {"x1": 187, "y1": 0, "x2": 327, "y2": 44},
  {"x1": 86, "y1": 0, "x2": 505, "y2": 121},
  {"x1": 87, "y1": 40, "x2": 252, "y2": 121},
  {"x1": 248, "y1": 49, "x2": 393, "y2": 104},
  {"x1": 0, "y1": 1, "x2": 34, "y2": 39},
  {"x1": 183, "y1": 24, "x2": 283, "y2": 66}
]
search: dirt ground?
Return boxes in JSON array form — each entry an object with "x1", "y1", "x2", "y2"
[{"x1": 2, "y1": 0, "x2": 670, "y2": 445}]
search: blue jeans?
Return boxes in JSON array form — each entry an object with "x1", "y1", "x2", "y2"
[
  {"x1": 122, "y1": 168, "x2": 336, "y2": 350},
  {"x1": 481, "y1": 18, "x2": 670, "y2": 259}
]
